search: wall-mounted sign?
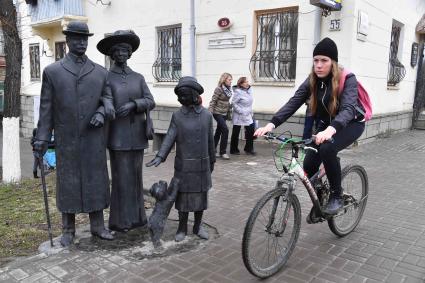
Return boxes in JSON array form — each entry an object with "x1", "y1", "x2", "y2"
[
  {"x1": 357, "y1": 10, "x2": 369, "y2": 41},
  {"x1": 217, "y1": 17, "x2": 232, "y2": 29},
  {"x1": 411, "y1": 43, "x2": 419, "y2": 67},
  {"x1": 208, "y1": 34, "x2": 245, "y2": 49}
]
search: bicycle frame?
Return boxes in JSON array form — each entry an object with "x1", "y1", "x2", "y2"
[{"x1": 284, "y1": 157, "x2": 326, "y2": 217}]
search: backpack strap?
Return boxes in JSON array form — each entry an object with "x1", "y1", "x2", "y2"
[
  {"x1": 338, "y1": 68, "x2": 350, "y2": 95},
  {"x1": 338, "y1": 69, "x2": 367, "y2": 118}
]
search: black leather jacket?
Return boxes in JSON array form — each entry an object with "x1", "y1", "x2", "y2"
[{"x1": 271, "y1": 73, "x2": 363, "y2": 132}]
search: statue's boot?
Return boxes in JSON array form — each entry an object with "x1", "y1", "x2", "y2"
[
  {"x1": 90, "y1": 211, "x2": 114, "y2": 240},
  {"x1": 175, "y1": 212, "x2": 188, "y2": 242},
  {"x1": 193, "y1": 211, "x2": 209, "y2": 240},
  {"x1": 60, "y1": 213, "x2": 75, "y2": 247},
  {"x1": 60, "y1": 232, "x2": 74, "y2": 247}
]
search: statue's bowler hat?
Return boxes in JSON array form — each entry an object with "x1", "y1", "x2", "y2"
[
  {"x1": 63, "y1": 21, "x2": 94, "y2": 36},
  {"x1": 174, "y1": 76, "x2": 204, "y2": 95},
  {"x1": 97, "y1": 30, "x2": 140, "y2": 56}
]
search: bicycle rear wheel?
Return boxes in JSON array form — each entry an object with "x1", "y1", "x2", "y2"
[
  {"x1": 328, "y1": 164, "x2": 368, "y2": 237},
  {"x1": 242, "y1": 187, "x2": 301, "y2": 278}
]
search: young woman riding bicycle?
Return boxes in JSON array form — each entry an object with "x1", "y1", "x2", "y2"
[{"x1": 255, "y1": 37, "x2": 365, "y2": 215}]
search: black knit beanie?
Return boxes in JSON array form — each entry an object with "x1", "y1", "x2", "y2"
[{"x1": 313, "y1": 37, "x2": 338, "y2": 62}]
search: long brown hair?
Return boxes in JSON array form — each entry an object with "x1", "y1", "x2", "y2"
[{"x1": 309, "y1": 61, "x2": 341, "y2": 117}]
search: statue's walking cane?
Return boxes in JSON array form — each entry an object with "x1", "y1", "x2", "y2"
[{"x1": 37, "y1": 154, "x2": 54, "y2": 247}]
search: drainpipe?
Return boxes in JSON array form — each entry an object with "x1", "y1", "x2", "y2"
[
  {"x1": 189, "y1": 0, "x2": 196, "y2": 77},
  {"x1": 313, "y1": 7, "x2": 322, "y2": 45}
]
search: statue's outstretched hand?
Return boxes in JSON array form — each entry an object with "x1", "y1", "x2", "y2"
[
  {"x1": 146, "y1": 156, "x2": 162, "y2": 167},
  {"x1": 90, "y1": 112, "x2": 105, "y2": 128}
]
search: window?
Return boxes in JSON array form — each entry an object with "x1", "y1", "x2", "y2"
[
  {"x1": 29, "y1": 44, "x2": 40, "y2": 80},
  {"x1": 103, "y1": 33, "x2": 113, "y2": 69},
  {"x1": 250, "y1": 7, "x2": 298, "y2": 82},
  {"x1": 387, "y1": 20, "x2": 406, "y2": 86},
  {"x1": 55, "y1": 41, "x2": 66, "y2": 61},
  {"x1": 152, "y1": 25, "x2": 181, "y2": 82}
]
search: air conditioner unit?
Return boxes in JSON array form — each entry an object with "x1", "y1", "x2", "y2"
[
  {"x1": 24, "y1": 0, "x2": 37, "y2": 5},
  {"x1": 310, "y1": 0, "x2": 342, "y2": 11}
]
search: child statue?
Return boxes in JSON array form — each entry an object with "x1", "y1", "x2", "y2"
[{"x1": 146, "y1": 76, "x2": 215, "y2": 241}]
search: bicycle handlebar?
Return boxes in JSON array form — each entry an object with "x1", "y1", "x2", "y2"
[{"x1": 263, "y1": 132, "x2": 333, "y2": 153}]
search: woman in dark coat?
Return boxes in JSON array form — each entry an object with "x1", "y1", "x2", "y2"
[
  {"x1": 255, "y1": 37, "x2": 365, "y2": 216},
  {"x1": 147, "y1": 76, "x2": 215, "y2": 242},
  {"x1": 97, "y1": 30, "x2": 155, "y2": 232}
]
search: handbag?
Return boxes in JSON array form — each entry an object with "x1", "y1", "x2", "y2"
[
  {"x1": 145, "y1": 110, "x2": 155, "y2": 140},
  {"x1": 226, "y1": 104, "x2": 233, "y2": 121}
]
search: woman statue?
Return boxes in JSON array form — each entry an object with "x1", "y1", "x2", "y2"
[{"x1": 97, "y1": 30, "x2": 156, "y2": 232}]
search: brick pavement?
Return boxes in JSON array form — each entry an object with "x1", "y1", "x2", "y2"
[{"x1": 1, "y1": 130, "x2": 425, "y2": 282}]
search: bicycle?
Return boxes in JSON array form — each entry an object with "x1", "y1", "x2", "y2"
[{"x1": 241, "y1": 132, "x2": 368, "y2": 278}]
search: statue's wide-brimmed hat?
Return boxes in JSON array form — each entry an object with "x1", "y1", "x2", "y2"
[
  {"x1": 97, "y1": 30, "x2": 140, "y2": 56},
  {"x1": 63, "y1": 21, "x2": 94, "y2": 36},
  {"x1": 174, "y1": 76, "x2": 204, "y2": 95}
]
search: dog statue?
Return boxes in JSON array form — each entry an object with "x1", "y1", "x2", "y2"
[{"x1": 148, "y1": 178, "x2": 179, "y2": 248}]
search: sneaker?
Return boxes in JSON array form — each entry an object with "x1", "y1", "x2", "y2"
[
  {"x1": 324, "y1": 197, "x2": 343, "y2": 215},
  {"x1": 215, "y1": 152, "x2": 221, "y2": 158},
  {"x1": 244, "y1": 150, "x2": 257, "y2": 156},
  {"x1": 221, "y1": 153, "x2": 230, "y2": 160},
  {"x1": 230, "y1": 150, "x2": 240, "y2": 155}
]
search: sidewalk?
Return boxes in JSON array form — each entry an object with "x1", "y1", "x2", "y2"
[{"x1": 1, "y1": 130, "x2": 425, "y2": 282}]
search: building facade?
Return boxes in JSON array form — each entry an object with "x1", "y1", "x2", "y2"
[{"x1": 17, "y1": 0, "x2": 425, "y2": 145}]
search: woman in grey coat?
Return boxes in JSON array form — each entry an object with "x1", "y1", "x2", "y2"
[
  {"x1": 97, "y1": 30, "x2": 155, "y2": 232},
  {"x1": 230, "y1": 77, "x2": 255, "y2": 155}
]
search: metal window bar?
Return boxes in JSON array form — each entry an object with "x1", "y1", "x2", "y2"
[
  {"x1": 152, "y1": 25, "x2": 182, "y2": 82},
  {"x1": 387, "y1": 25, "x2": 406, "y2": 86},
  {"x1": 29, "y1": 44, "x2": 40, "y2": 80},
  {"x1": 250, "y1": 10, "x2": 298, "y2": 82}
]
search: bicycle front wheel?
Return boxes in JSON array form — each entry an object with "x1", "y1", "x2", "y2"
[
  {"x1": 328, "y1": 164, "x2": 369, "y2": 237},
  {"x1": 242, "y1": 187, "x2": 301, "y2": 278}
]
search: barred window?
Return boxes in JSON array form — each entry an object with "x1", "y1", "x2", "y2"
[
  {"x1": 387, "y1": 20, "x2": 406, "y2": 86},
  {"x1": 103, "y1": 33, "x2": 113, "y2": 69},
  {"x1": 29, "y1": 44, "x2": 40, "y2": 80},
  {"x1": 250, "y1": 8, "x2": 298, "y2": 83},
  {"x1": 55, "y1": 41, "x2": 66, "y2": 61},
  {"x1": 152, "y1": 25, "x2": 181, "y2": 82}
]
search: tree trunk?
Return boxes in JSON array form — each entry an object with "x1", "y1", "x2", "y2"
[
  {"x1": 0, "y1": 0, "x2": 22, "y2": 182},
  {"x1": 0, "y1": 0, "x2": 21, "y2": 118}
]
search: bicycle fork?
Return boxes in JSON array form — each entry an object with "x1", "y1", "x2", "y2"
[{"x1": 266, "y1": 179, "x2": 293, "y2": 236}]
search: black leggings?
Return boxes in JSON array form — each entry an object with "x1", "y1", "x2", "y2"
[
  {"x1": 303, "y1": 121, "x2": 365, "y2": 196},
  {"x1": 213, "y1": 114, "x2": 229, "y2": 154}
]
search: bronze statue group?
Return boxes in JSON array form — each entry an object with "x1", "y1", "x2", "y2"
[
  {"x1": 33, "y1": 21, "x2": 214, "y2": 248},
  {"x1": 33, "y1": 21, "x2": 366, "y2": 248}
]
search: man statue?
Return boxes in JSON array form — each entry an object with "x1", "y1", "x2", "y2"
[{"x1": 33, "y1": 21, "x2": 114, "y2": 247}]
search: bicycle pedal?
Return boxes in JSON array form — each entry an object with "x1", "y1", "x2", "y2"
[{"x1": 306, "y1": 213, "x2": 321, "y2": 224}]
